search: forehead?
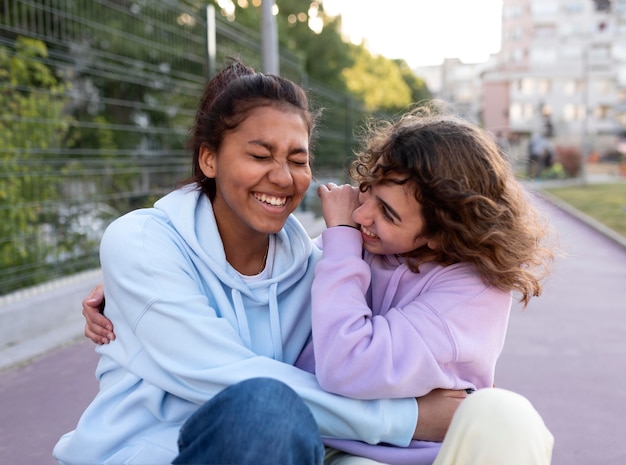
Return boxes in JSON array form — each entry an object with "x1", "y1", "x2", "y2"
[
  {"x1": 373, "y1": 180, "x2": 420, "y2": 208},
  {"x1": 236, "y1": 105, "x2": 308, "y2": 133},
  {"x1": 243, "y1": 103, "x2": 307, "y2": 124}
]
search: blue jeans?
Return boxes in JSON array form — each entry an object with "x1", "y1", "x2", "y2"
[{"x1": 173, "y1": 377, "x2": 324, "y2": 465}]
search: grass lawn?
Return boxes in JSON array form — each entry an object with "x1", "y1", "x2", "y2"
[{"x1": 542, "y1": 182, "x2": 626, "y2": 238}]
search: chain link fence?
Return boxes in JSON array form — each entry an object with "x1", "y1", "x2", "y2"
[{"x1": 0, "y1": 0, "x2": 367, "y2": 295}]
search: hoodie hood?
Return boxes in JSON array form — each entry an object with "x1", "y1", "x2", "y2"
[{"x1": 153, "y1": 184, "x2": 317, "y2": 360}]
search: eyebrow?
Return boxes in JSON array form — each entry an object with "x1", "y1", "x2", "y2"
[
  {"x1": 248, "y1": 139, "x2": 309, "y2": 156},
  {"x1": 376, "y1": 195, "x2": 402, "y2": 221}
]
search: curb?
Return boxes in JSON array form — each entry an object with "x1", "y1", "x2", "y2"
[
  {"x1": 528, "y1": 185, "x2": 626, "y2": 251},
  {"x1": 0, "y1": 269, "x2": 103, "y2": 372}
]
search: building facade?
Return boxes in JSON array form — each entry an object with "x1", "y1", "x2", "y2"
[{"x1": 418, "y1": 0, "x2": 626, "y2": 159}]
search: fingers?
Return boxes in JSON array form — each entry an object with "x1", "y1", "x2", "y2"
[
  {"x1": 83, "y1": 311, "x2": 115, "y2": 345},
  {"x1": 85, "y1": 323, "x2": 110, "y2": 345},
  {"x1": 82, "y1": 285, "x2": 114, "y2": 345},
  {"x1": 316, "y1": 182, "x2": 338, "y2": 196},
  {"x1": 436, "y1": 388, "x2": 470, "y2": 399},
  {"x1": 414, "y1": 389, "x2": 468, "y2": 441},
  {"x1": 83, "y1": 284, "x2": 105, "y2": 312}
]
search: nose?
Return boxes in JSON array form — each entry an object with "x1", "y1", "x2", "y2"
[
  {"x1": 268, "y1": 161, "x2": 293, "y2": 187},
  {"x1": 352, "y1": 191, "x2": 371, "y2": 226}
]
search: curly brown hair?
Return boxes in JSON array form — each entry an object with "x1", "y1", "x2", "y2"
[{"x1": 352, "y1": 104, "x2": 555, "y2": 306}]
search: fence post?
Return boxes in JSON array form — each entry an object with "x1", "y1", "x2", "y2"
[
  {"x1": 206, "y1": 4, "x2": 216, "y2": 78},
  {"x1": 261, "y1": 0, "x2": 279, "y2": 74}
]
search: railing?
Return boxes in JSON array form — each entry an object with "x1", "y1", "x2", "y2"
[{"x1": 0, "y1": 0, "x2": 367, "y2": 294}]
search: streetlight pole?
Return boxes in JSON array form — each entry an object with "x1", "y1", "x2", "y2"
[{"x1": 261, "y1": 0, "x2": 279, "y2": 74}]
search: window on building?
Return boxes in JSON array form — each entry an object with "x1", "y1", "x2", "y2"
[
  {"x1": 589, "y1": 45, "x2": 610, "y2": 61},
  {"x1": 616, "y1": 0, "x2": 626, "y2": 14},
  {"x1": 530, "y1": 48, "x2": 557, "y2": 64},
  {"x1": 562, "y1": 45, "x2": 583, "y2": 60},
  {"x1": 593, "y1": 0, "x2": 611, "y2": 12},
  {"x1": 564, "y1": 103, "x2": 586, "y2": 120},
  {"x1": 504, "y1": 4, "x2": 524, "y2": 19},
  {"x1": 521, "y1": 78, "x2": 536, "y2": 94},
  {"x1": 510, "y1": 103, "x2": 522, "y2": 121},
  {"x1": 565, "y1": 79, "x2": 585, "y2": 95},
  {"x1": 563, "y1": 1, "x2": 584, "y2": 13},
  {"x1": 524, "y1": 103, "x2": 536, "y2": 120},
  {"x1": 597, "y1": 79, "x2": 614, "y2": 95},
  {"x1": 535, "y1": 25, "x2": 557, "y2": 38},
  {"x1": 595, "y1": 105, "x2": 611, "y2": 119},
  {"x1": 506, "y1": 26, "x2": 523, "y2": 41},
  {"x1": 509, "y1": 103, "x2": 539, "y2": 122},
  {"x1": 618, "y1": 65, "x2": 626, "y2": 86},
  {"x1": 532, "y1": 1, "x2": 559, "y2": 16},
  {"x1": 539, "y1": 79, "x2": 551, "y2": 95}
]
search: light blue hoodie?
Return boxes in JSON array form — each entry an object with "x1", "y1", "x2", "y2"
[{"x1": 54, "y1": 185, "x2": 417, "y2": 464}]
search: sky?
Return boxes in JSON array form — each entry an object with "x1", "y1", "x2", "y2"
[{"x1": 322, "y1": 0, "x2": 503, "y2": 68}]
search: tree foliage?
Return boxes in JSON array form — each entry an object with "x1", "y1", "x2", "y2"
[
  {"x1": 341, "y1": 45, "x2": 411, "y2": 113},
  {"x1": 210, "y1": 0, "x2": 431, "y2": 109},
  {"x1": 0, "y1": 37, "x2": 72, "y2": 291}
]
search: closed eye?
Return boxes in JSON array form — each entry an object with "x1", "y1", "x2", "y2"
[{"x1": 380, "y1": 204, "x2": 394, "y2": 222}]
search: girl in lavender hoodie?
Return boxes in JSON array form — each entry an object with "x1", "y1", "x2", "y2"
[{"x1": 310, "y1": 105, "x2": 556, "y2": 465}]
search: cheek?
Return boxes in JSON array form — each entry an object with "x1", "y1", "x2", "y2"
[{"x1": 293, "y1": 170, "x2": 312, "y2": 195}]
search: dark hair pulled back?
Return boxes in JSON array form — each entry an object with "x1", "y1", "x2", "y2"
[{"x1": 181, "y1": 59, "x2": 319, "y2": 200}]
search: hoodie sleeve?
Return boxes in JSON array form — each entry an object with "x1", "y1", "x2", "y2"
[
  {"x1": 311, "y1": 226, "x2": 511, "y2": 399},
  {"x1": 99, "y1": 212, "x2": 417, "y2": 447}
]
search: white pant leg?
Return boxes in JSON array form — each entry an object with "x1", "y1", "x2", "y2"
[
  {"x1": 324, "y1": 447, "x2": 388, "y2": 465},
  {"x1": 433, "y1": 388, "x2": 554, "y2": 465}
]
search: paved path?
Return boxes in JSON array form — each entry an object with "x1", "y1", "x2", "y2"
[
  {"x1": 496, "y1": 192, "x2": 626, "y2": 465},
  {"x1": 1, "y1": 193, "x2": 625, "y2": 465}
]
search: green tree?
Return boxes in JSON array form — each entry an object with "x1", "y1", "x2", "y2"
[
  {"x1": 0, "y1": 36, "x2": 72, "y2": 292},
  {"x1": 341, "y1": 44, "x2": 413, "y2": 113}
]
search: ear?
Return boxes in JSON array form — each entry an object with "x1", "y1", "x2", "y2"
[
  {"x1": 427, "y1": 238, "x2": 439, "y2": 250},
  {"x1": 199, "y1": 144, "x2": 217, "y2": 178}
]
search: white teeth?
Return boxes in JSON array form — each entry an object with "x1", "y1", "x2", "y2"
[
  {"x1": 362, "y1": 228, "x2": 377, "y2": 238},
  {"x1": 255, "y1": 193, "x2": 287, "y2": 207}
]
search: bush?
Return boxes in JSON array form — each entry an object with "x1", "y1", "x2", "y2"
[{"x1": 554, "y1": 145, "x2": 583, "y2": 177}]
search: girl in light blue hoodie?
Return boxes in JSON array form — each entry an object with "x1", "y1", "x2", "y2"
[{"x1": 56, "y1": 60, "x2": 462, "y2": 465}]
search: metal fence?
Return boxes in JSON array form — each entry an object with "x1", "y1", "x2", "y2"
[{"x1": 0, "y1": 0, "x2": 367, "y2": 295}]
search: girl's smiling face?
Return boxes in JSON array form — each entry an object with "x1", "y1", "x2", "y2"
[
  {"x1": 352, "y1": 180, "x2": 437, "y2": 256},
  {"x1": 199, "y1": 105, "x2": 311, "y2": 238}
]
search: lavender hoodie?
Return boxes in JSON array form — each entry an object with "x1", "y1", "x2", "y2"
[{"x1": 308, "y1": 226, "x2": 511, "y2": 465}]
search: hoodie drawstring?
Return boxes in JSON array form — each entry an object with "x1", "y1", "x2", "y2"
[
  {"x1": 268, "y1": 283, "x2": 283, "y2": 361},
  {"x1": 231, "y1": 284, "x2": 284, "y2": 361}
]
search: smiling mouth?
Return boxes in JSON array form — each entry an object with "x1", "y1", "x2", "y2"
[
  {"x1": 254, "y1": 193, "x2": 288, "y2": 207},
  {"x1": 361, "y1": 227, "x2": 378, "y2": 239}
]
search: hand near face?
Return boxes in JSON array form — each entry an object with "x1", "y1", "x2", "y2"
[{"x1": 317, "y1": 183, "x2": 360, "y2": 229}]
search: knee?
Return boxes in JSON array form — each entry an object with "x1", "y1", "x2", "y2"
[
  {"x1": 210, "y1": 378, "x2": 317, "y2": 430},
  {"x1": 450, "y1": 388, "x2": 554, "y2": 462},
  {"x1": 224, "y1": 377, "x2": 304, "y2": 413}
]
